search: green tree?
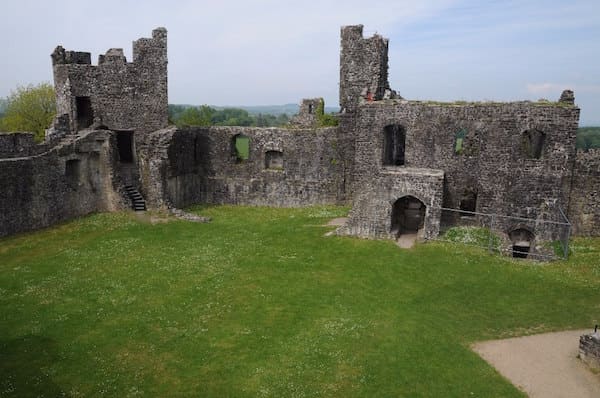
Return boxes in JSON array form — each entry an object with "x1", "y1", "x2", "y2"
[
  {"x1": 0, "y1": 83, "x2": 56, "y2": 141},
  {"x1": 176, "y1": 105, "x2": 214, "y2": 127}
]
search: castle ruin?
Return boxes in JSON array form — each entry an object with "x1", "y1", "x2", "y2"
[{"x1": 1, "y1": 25, "x2": 598, "y2": 259}]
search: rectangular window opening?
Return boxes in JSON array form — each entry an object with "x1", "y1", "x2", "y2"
[{"x1": 75, "y1": 96, "x2": 94, "y2": 130}]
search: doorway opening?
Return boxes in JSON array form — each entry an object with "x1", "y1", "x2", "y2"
[
  {"x1": 116, "y1": 131, "x2": 134, "y2": 163},
  {"x1": 391, "y1": 196, "x2": 426, "y2": 238},
  {"x1": 75, "y1": 96, "x2": 94, "y2": 130}
]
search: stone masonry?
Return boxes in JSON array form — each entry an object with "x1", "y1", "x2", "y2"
[
  {"x1": 1, "y1": 24, "x2": 600, "y2": 252},
  {"x1": 579, "y1": 331, "x2": 600, "y2": 369}
]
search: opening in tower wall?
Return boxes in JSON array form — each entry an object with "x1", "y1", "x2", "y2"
[
  {"x1": 383, "y1": 124, "x2": 406, "y2": 166},
  {"x1": 116, "y1": 131, "x2": 135, "y2": 163},
  {"x1": 391, "y1": 196, "x2": 425, "y2": 238},
  {"x1": 75, "y1": 96, "x2": 94, "y2": 130}
]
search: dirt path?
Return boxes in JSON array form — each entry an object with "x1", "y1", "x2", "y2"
[{"x1": 472, "y1": 329, "x2": 600, "y2": 397}]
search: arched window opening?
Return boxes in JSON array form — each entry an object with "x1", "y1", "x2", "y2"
[
  {"x1": 391, "y1": 196, "x2": 425, "y2": 238},
  {"x1": 383, "y1": 124, "x2": 406, "y2": 166},
  {"x1": 522, "y1": 129, "x2": 546, "y2": 159},
  {"x1": 232, "y1": 134, "x2": 250, "y2": 163},
  {"x1": 509, "y1": 228, "x2": 534, "y2": 258},
  {"x1": 265, "y1": 150, "x2": 283, "y2": 170}
]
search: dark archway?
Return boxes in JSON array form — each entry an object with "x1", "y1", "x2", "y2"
[
  {"x1": 459, "y1": 189, "x2": 477, "y2": 213},
  {"x1": 391, "y1": 196, "x2": 425, "y2": 237},
  {"x1": 509, "y1": 228, "x2": 534, "y2": 258},
  {"x1": 383, "y1": 124, "x2": 406, "y2": 166}
]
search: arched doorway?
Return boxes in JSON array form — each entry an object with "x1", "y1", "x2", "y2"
[
  {"x1": 391, "y1": 196, "x2": 426, "y2": 238},
  {"x1": 509, "y1": 228, "x2": 534, "y2": 258}
]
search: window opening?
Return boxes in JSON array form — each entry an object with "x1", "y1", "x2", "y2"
[
  {"x1": 265, "y1": 150, "x2": 283, "y2": 170},
  {"x1": 383, "y1": 124, "x2": 406, "y2": 166},
  {"x1": 522, "y1": 129, "x2": 546, "y2": 159},
  {"x1": 75, "y1": 96, "x2": 94, "y2": 130},
  {"x1": 454, "y1": 129, "x2": 466, "y2": 155},
  {"x1": 232, "y1": 134, "x2": 250, "y2": 162}
]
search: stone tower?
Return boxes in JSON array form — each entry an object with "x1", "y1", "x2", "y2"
[
  {"x1": 51, "y1": 27, "x2": 168, "y2": 135},
  {"x1": 339, "y1": 25, "x2": 395, "y2": 113}
]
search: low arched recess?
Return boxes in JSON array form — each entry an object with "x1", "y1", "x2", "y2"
[{"x1": 509, "y1": 228, "x2": 535, "y2": 258}]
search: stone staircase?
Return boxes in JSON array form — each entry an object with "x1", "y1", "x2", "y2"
[{"x1": 124, "y1": 185, "x2": 147, "y2": 212}]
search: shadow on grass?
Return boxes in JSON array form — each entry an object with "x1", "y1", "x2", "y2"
[{"x1": 0, "y1": 335, "x2": 70, "y2": 397}]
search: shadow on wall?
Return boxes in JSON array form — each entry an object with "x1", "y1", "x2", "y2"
[{"x1": 0, "y1": 335, "x2": 71, "y2": 396}]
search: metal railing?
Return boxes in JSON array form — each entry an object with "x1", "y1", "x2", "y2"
[{"x1": 427, "y1": 206, "x2": 571, "y2": 261}]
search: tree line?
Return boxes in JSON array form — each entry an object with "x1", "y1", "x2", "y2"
[
  {"x1": 576, "y1": 127, "x2": 600, "y2": 151},
  {"x1": 169, "y1": 104, "x2": 290, "y2": 128}
]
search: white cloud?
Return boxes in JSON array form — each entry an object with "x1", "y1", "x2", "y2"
[{"x1": 527, "y1": 83, "x2": 600, "y2": 95}]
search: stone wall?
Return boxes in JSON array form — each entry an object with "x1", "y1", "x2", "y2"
[
  {"x1": 569, "y1": 149, "x2": 600, "y2": 235},
  {"x1": 0, "y1": 131, "x2": 120, "y2": 237},
  {"x1": 141, "y1": 126, "x2": 350, "y2": 209},
  {"x1": 579, "y1": 332, "x2": 600, "y2": 369},
  {"x1": 0, "y1": 133, "x2": 49, "y2": 158},
  {"x1": 345, "y1": 100, "x2": 579, "y2": 241}
]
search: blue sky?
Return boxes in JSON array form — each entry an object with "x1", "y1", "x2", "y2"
[{"x1": 1, "y1": 0, "x2": 599, "y2": 124}]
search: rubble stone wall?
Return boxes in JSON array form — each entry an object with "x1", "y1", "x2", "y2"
[
  {"x1": 346, "y1": 100, "x2": 579, "y2": 240},
  {"x1": 569, "y1": 149, "x2": 600, "y2": 235},
  {"x1": 0, "y1": 131, "x2": 119, "y2": 237},
  {"x1": 142, "y1": 126, "x2": 351, "y2": 209},
  {"x1": 579, "y1": 333, "x2": 600, "y2": 369},
  {"x1": 0, "y1": 133, "x2": 49, "y2": 158}
]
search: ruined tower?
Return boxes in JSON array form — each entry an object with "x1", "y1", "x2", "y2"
[
  {"x1": 339, "y1": 25, "x2": 395, "y2": 113},
  {"x1": 51, "y1": 27, "x2": 168, "y2": 135}
]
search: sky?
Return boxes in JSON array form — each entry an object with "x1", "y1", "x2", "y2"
[{"x1": 1, "y1": 0, "x2": 599, "y2": 125}]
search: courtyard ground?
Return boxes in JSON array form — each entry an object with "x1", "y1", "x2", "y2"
[{"x1": 0, "y1": 205, "x2": 599, "y2": 397}]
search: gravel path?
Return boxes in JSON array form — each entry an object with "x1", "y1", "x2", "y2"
[{"x1": 472, "y1": 329, "x2": 600, "y2": 397}]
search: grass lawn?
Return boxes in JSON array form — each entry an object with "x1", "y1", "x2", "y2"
[{"x1": 1, "y1": 205, "x2": 599, "y2": 397}]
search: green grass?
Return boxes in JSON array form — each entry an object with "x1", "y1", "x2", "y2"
[
  {"x1": 235, "y1": 136, "x2": 249, "y2": 161},
  {"x1": 1, "y1": 206, "x2": 599, "y2": 397}
]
